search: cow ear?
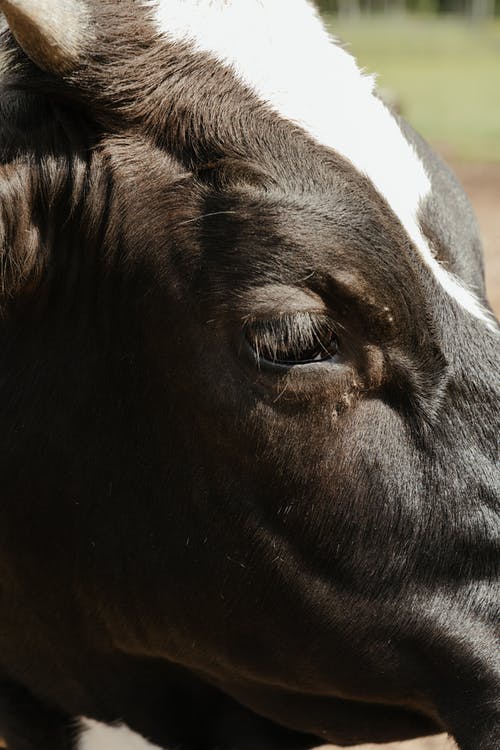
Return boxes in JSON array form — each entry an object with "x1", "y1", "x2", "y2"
[{"x1": 0, "y1": 0, "x2": 91, "y2": 75}]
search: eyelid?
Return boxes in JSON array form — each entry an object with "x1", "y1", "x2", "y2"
[
  {"x1": 244, "y1": 311, "x2": 335, "y2": 331},
  {"x1": 238, "y1": 284, "x2": 328, "y2": 320},
  {"x1": 244, "y1": 312, "x2": 339, "y2": 368},
  {"x1": 243, "y1": 312, "x2": 339, "y2": 338}
]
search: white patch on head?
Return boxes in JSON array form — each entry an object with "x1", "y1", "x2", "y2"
[
  {"x1": 78, "y1": 718, "x2": 164, "y2": 750},
  {"x1": 151, "y1": 0, "x2": 495, "y2": 330}
]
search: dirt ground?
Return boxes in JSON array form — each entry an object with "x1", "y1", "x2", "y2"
[
  {"x1": 321, "y1": 735, "x2": 459, "y2": 750},
  {"x1": 453, "y1": 161, "x2": 500, "y2": 315}
]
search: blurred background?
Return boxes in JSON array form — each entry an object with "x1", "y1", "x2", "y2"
[{"x1": 317, "y1": 0, "x2": 500, "y2": 315}]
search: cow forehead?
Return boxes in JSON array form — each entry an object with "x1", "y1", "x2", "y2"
[{"x1": 150, "y1": 0, "x2": 494, "y2": 330}]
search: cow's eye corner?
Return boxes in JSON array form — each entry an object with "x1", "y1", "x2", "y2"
[{"x1": 243, "y1": 314, "x2": 340, "y2": 369}]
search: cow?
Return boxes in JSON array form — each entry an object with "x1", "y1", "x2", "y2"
[{"x1": 0, "y1": 1, "x2": 498, "y2": 749}]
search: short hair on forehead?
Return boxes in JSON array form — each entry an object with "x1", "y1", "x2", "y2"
[{"x1": 194, "y1": 156, "x2": 277, "y2": 191}]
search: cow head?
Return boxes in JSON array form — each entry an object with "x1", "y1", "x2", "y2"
[{"x1": 0, "y1": 1, "x2": 499, "y2": 748}]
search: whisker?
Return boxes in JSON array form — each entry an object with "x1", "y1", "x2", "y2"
[
  {"x1": 273, "y1": 381, "x2": 290, "y2": 404},
  {"x1": 176, "y1": 210, "x2": 237, "y2": 227}
]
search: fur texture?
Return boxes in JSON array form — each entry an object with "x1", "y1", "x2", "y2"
[{"x1": 0, "y1": 2, "x2": 498, "y2": 750}]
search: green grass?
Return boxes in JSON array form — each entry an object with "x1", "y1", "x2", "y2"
[{"x1": 321, "y1": 13, "x2": 500, "y2": 162}]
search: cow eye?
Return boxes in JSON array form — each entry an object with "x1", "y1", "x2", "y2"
[{"x1": 244, "y1": 313, "x2": 339, "y2": 367}]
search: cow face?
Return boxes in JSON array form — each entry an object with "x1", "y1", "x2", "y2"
[{"x1": 0, "y1": 1, "x2": 499, "y2": 748}]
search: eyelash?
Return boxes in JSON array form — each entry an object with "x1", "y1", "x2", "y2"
[{"x1": 244, "y1": 313, "x2": 340, "y2": 367}]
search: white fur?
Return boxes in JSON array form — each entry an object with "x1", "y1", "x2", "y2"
[
  {"x1": 78, "y1": 718, "x2": 164, "y2": 750},
  {"x1": 151, "y1": 0, "x2": 495, "y2": 329}
]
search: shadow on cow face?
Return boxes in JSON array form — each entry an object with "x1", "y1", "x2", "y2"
[{"x1": 0, "y1": 2, "x2": 499, "y2": 749}]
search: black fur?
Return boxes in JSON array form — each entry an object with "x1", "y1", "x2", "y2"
[{"x1": 0, "y1": 3, "x2": 499, "y2": 749}]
